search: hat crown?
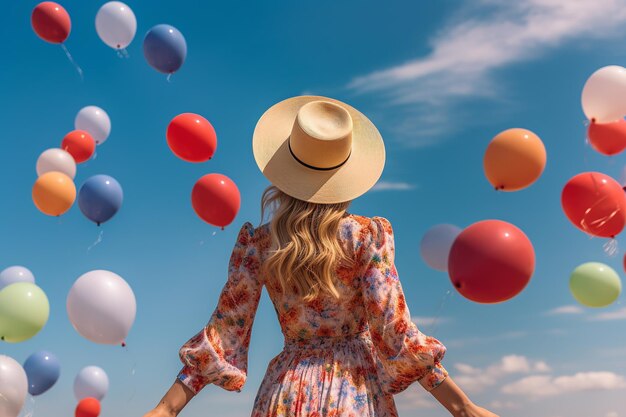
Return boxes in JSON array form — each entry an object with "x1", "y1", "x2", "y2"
[{"x1": 289, "y1": 101, "x2": 353, "y2": 170}]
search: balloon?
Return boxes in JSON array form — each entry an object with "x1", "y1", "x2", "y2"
[
  {"x1": 448, "y1": 220, "x2": 535, "y2": 304},
  {"x1": 67, "y1": 270, "x2": 136, "y2": 345},
  {"x1": 570, "y1": 262, "x2": 622, "y2": 308},
  {"x1": 0, "y1": 266, "x2": 35, "y2": 291},
  {"x1": 483, "y1": 128, "x2": 546, "y2": 191},
  {"x1": 75, "y1": 106, "x2": 111, "y2": 145},
  {"x1": 23, "y1": 350, "x2": 60, "y2": 396},
  {"x1": 76, "y1": 397, "x2": 101, "y2": 417},
  {"x1": 73, "y1": 367, "x2": 108, "y2": 401},
  {"x1": 143, "y1": 24, "x2": 187, "y2": 74},
  {"x1": 78, "y1": 175, "x2": 123, "y2": 226},
  {"x1": 32, "y1": 171, "x2": 76, "y2": 216},
  {"x1": 95, "y1": 2, "x2": 136, "y2": 50},
  {"x1": 0, "y1": 355, "x2": 28, "y2": 417},
  {"x1": 0, "y1": 283, "x2": 50, "y2": 343},
  {"x1": 62, "y1": 130, "x2": 96, "y2": 163},
  {"x1": 587, "y1": 119, "x2": 626, "y2": 156},
  {"x1": 192, "y1": 174, "x2": 241, "y2": 228},
  {"x1": 31, "y1": 2, "x2": 71, "y2": 44},
  {"x1": 561, "y1": 172, "x2": 626, "y2": 238},
  {"x1": 36, "y1": 148, "x2": 76, "y2": 179},
  {"x1": 419, "y1": 224, "x2": 462, "y2": 272},
  {"x1": 167, "y1": 113, "x2": 217, "y2": 162},
  {"x1": 581, "y1": 66, "x2": 626, "y2": 123}
]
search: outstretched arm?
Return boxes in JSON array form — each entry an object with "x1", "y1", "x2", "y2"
[
  {"x1": 143, "y1": 380, "x2": 195, "y2": 417},
  {"x1": 430, "y1": 376, "x2": 499, "y2": 417}
]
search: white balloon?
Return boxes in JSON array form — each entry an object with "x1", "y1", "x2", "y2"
[
  {"x1": 0, "y1": 266, "x2": 35, "y2": 291},
  {"x1": 420, "y1": 224, "x2": 462, "y2": 272},
  {"x1": 581, "y1": 65, "x2": 626, "y2": 123},
  {"x1": 36, "y1": 148, "x2": 77, "y2": 179},
  {"x1": 95, "y1": 2, "x2": 137, "y2": 50},
  {"x1": 67, "y1": 270, "x2": 136, "y2": 345},
  {"x1": 75, "y1": 106, "x2": 111, "y2": 145},
  {"x1": 73, "y1": 366, "x2": 109, "y2": 401},
  {"x1": 0, "y1": 355, "x2": 28, "y2": 417}
]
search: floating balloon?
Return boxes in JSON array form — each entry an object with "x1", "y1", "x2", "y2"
[
  {"x1": 78, "y1": 175, "x2": 123, "y2": 226},
  {"x1": 561, "y1": 172, "x2": 626, "y2": 238},
  {"x1": 74, "y1": 367, "x2": 108, "y2": 401},
  {"x1": 0, "y1": 355, "x2": 28, "y2": 417},
  {"x1": 143, "y1": 24, "x2": 187, "y2": 74},
  {"x1": 75, "y1": 106, "x2": 111, "y2": 145},
  {"x1": 448, "y1": 220, "x2": 535, "y2": 303},
  {"x1": 192, "y1": 174, "x2": 241, "y2": 228},
  {"x1": 32, "y1": 171, "x2": 76, "y2": 216},
  {"x1": 76, "y1": 397, "x2": 101, "y2": 417},
  {"x1": 62, "y1": 130, "x2": 96, "y2": 163},
  {"x1": 36, "y1": 148, "x2": 76, "y2": 179},
  {"x1": 23, "y1": 350, "x2": 61, "y2": 396},
  {"x1": 0, "y1": 266, "x2": 35, "y2": 291},
  {"x1": 167, "y1": 113, "x2": 217, "y2": 162},
  {"x1": 95, "y1": 2, "x2": 136, "y2": 50},
  {"x1": 31, "y1": 2, "x2": 71, "y2": 44},
  {"x1": 582, "y1": 66, "x2": 626, "y2": 123},
  {"x1": 570, "y1": 262, "x2": 622, "y2": 308},
  {"x1": 419, "y1": 224, "x2": 461, "y2": 272},
  {"x1": 587, "y1": 119, "x2": 626, "y2": 156},
  {"x1": 483, "y1": 128, "x2": 546, "y2": 191},
  {"x1": 0, "y1": 283, "x2": 50, "y2": 343},
  {"x1": 67, "y1": 270, "x2": 136, "y2": 345}
]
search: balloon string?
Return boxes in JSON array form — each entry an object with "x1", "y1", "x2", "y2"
[
  {"x1": 426, "y1": 289, "x2": 453, "y2": 337},
  {"x1": 116, "y1": 48, "x2": 130, "y2": 59},
  {"x1": 92, "y1": 150, "x2": 98, "y2": 161},
  {"x1": 199, "y1": 231, "x2": 219, "y2": 245},
  {"x1": 603, "y1": 238, "x2": 619, "y2": 257},
  {"x1": 166, "y1": 73, "x2": 173, "y2": 83},
  {"x1": 22, "y1": 394, "x2": 35, "y2": 417},
  {"x1": 123, "y1": 344, "x2": 138, "y2": 404},
  {"x1": 87, "y1": 230, "x2": 104, "y2": 252},
  {"x1": 60, "y1": 44, "x2": 84, "y2": 80}
]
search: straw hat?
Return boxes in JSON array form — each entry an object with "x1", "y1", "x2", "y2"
[{"x1": 252, "y1": 96, "x2": 385, "y2": 204}]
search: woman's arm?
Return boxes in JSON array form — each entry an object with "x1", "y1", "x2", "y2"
[
  {"x1": 430, "y1": 376, "x2": 500, "y2": 417},
  {"x1": 143, "y1": 380, "x2": 195, "y2": 417}
]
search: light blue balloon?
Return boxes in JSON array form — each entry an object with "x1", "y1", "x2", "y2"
[
  {"x1": 78, "y1": 175, "x2": 123, "y2": 226},
  {"x1": 0, "y1": 266, "x2": 34, "y2": 291},
  {"x1": 143, "y1": 24, "x2": 187, "y2": 74},
  {"x1": 420, "y1": 224, "x2": 462, "y2": 272},
  {"x1": 23, "y1": 351, "x2": 60, "y2": 396}
]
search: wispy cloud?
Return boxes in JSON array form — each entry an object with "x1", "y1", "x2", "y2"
[
  {"x1": 371, "y1": 181, "x2": 416, "y2": 192},
  {"x1": 348, "y1": 0, "x2": 626, "y2": 143},
  {"x1": 501, "y1": 371, "x2": 626, "y2": 398},
  {"x1": 589, "y1": 307, "x2": 626, "y2": 321},
  {"x1": 546, "y1": 305, "x2": 585, "y2": 315}
]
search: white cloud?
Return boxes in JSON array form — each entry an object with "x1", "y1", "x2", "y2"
[
  {"x1": 348, "y1": 0, "x2": 626, "y2": 142},
  {"x1": 501, "y1": 372, "x2": 626, "y2": 398},
  {"x1": 546, "y1": 305, "x2": 585, "y2": 315},
  {"x1": 371, "y1": 181, "x2": 416, "y2": 192},
  {"x1": 589, "y1": 307, "x2": 626, "y2": 321}
]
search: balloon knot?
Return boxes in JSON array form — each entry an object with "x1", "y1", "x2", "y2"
[
  {"x1": 221, "y1": 227, "x2": 225, "y2": 231},
  {"x1": 97, "y1": 222, "x2": 101, "y2": 227},
  {"x1": 121, "y1": 342, "x2": 126, "y2": 347},
  {"x1": 0, "y1": 336, "x2": 4, "y2": 341},
  {"x1": 454, "y1": 282, "x2": 461, "y2": 289},
  {"x1": 591, "y1": 118, "x2": 596, "y2": 124}
]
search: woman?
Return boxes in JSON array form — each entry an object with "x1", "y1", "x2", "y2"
[{"x1": 144, "y1": 96, "x2": 499, "y2": 417}]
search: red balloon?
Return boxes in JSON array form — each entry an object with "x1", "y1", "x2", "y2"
[
  {"x1": 588, "y1": 120, "x2": 626, "y2": 156},
  {"x1": 448, "y1": 220, "x2": 535, "y2": 304},
  {"x1": 75, "y1": 398, "x2": 100, "y2": 417},
  {"x1": 31, "y1": 2, "x2": 71, "y2": 44},
  {"x1": 192, "y1": 174, "x2": 240, "y2": 228},
  {"x1": 561, "y1": 172, "x2": 626, "y2": 238},
  {"x1": 167, "y1": 113, "x2": 217, "y2": 162},
  {"x1": 62, "y1": 130, "x2": 95, "y2": 163}
]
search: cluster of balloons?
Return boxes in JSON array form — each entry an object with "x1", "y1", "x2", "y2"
[
  {"x1": 74, "y1": 366, "x2": 108, "y2": 416},
  {"x1": 166, "y1": 113, "x2": 241, "y2": 228},
  {"x1": 32, "y1": 105, "x2": 124, "y2": 225},
  {"x1": 32, "y1": 2, "x2": 187, "y2": 76}
]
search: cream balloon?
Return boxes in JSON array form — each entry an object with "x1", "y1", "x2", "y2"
[
  {"x1": 36, "y1": 148, "x2": 77, "y2": 179},
  {"x1": 581, "y1": 65, "x2": 626, "y2": 123},
  {"x1": 66, "y1": 270, "x2": 136, "y2": 345},
  {"x1": 75, "y1": 106, "x2": 111, "y2": 145},
  {"x1": 0, "y1": 355, "x2": 28, "y2": 417},
  {"x1": 95, "y1": 2, "x2": 137, "y2": 50}
]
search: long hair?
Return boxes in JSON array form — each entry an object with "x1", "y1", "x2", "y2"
[{"x1": 260, "y1": 186, "x2": 352, "y2": 301}]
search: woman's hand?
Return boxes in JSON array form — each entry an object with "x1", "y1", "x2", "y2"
[{"x1": 453, "y1": 402, "x2": 500, "y2": 417}]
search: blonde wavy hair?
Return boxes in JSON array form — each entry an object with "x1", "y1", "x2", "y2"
[{"x1": 260, "y1": 186, "x2": 353, "y2": 301}]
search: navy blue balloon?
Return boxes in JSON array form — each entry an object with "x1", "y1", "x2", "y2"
[
  {"x1": 143, "y1": 24, "x2": 187, "y2": 74},
  {"x1": 23, "y1": 351, "x2": 61, "y2": 396},
  {"x1": 78, "y1": 175, "x2": 123, "y2": 226}
]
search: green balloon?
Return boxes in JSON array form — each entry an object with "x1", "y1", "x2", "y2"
[
  {"x1": 0, "y1": 282, "x2": 50, "y2": 343},
  {"x1": 569, "y1": 262, "x2": 622, "y2": 308}
]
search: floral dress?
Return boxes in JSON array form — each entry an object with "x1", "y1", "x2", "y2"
[{"x1": 178, "y1": 214, "x2": 448, "y2": 417}]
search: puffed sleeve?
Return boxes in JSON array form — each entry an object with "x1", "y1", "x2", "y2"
[
  {"x1": 177, "y1": 222, "x2": 263, "y2": 394},
  {"x1": 361, "y1": 217, "x2": 448, "y2": 394}
]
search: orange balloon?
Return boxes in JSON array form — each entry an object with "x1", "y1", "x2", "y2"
[
  {"x1": 483, "y1": 128, "x2": 547, "y2": 191},
  {"x1": 32, "y1": 171, "x2": 76, "y2": 216},
  {"x1": 75, "y1": 397, "x2": 101, "y2": 417}
]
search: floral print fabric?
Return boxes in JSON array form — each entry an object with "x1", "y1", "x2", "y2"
[{"x1": 178, "y1": 214, "x2": 448, "y2": 416}]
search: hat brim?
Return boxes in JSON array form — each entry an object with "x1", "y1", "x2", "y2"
[{"x1": 253, "y1": 96, "x2": 385, "y2": 204}]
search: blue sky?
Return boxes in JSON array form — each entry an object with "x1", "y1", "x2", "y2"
[{"x1": 1, "y1": 1, "x2": 626, "y2": 416}]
